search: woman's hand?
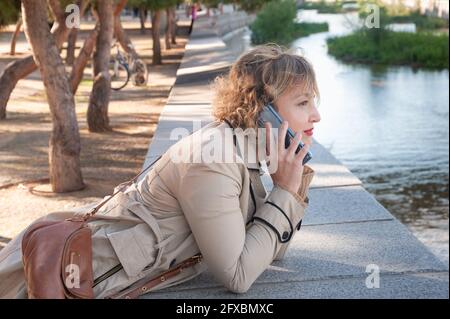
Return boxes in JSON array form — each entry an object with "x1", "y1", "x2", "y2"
[{"x1": 265, "y1": 121, "x2": 310, "y2": 195}]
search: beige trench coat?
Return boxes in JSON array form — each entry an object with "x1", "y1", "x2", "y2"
[{"x1": 0, "y1": 120, "x2": 315, "y2": 299}]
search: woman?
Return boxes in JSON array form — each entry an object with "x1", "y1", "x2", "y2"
[
  {"x1": 0, "y1": 44, "x2": 321, "y2": 299},
  {"x1": 188, "y1": 3, "x2": 197, "y2": 34}
]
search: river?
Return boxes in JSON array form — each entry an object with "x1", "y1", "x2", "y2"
[{"x1": 225, "y1": 10, "x2": 449, "y2": 265}]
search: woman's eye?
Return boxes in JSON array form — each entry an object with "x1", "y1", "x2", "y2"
[{"x1": 298, "y1": 100, "x2": 308, "y2": 106}]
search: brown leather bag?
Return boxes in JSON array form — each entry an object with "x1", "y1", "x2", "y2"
[
  {"x1": 20, "y1": 155, "x2": 203, "y2": 299},
  {"x1": 22, "y1": 218, "x2": 94, "y2": 298}
]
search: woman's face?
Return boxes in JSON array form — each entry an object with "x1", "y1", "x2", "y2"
[{"x1": 273, "y1": 83, "x2": 321, "y2": 146}]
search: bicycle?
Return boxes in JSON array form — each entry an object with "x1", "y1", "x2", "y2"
[
  {"x1": 109, "y1": 41, "x2": 149, "y2": 91},
  {"x1": 109, "y1": 41, "x2": 130, "y2": 91}
]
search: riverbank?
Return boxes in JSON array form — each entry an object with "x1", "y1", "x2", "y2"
[
  {"x1": 290, "y1": 10, "x2": 449, "y2": 265},
  {"x1": 319, "y1": 2, "x2": 449, "y2": 70},
  {"x1": 327, "y1": 30, "x2": 449, "y2": 69}
]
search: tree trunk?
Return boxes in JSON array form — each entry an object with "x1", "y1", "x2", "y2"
[
  {"x1": 0, "y1": 57, "x2": 35, "y2": 120},
  {"x1": 70, "y1": 25, "x2": 99, "y2": 94},
  {"x1": 70, "y1": 0, "x2": 127, "y2": 95},
  {"x1": 113, "y1": 0, "x2": 135, "y2": 57},
  {"x1": 66, "y1": 28, "x2": 78, "y2": 66},
  {"x1": 170, "y1": 7, "x2": 177, "y2": 45},
  {"x1": 165, "y1": 8, "x2": 171, "y2": 50},
  {"x1": 114, "y1": 16, "x2": 138, "y2": 60},
  {"x1": 151, "y1": 10, "x2": 162, "y2": 65},
  {"x1": 138, "y1": 7, "x2": 147, "y2": 34},
  {"x1": 87, "y1": 0, "x2": 113, "y2": 132},
  {"x1": 0, "y1": 0, "x2": 70, "y2": 120},
  {"x1": 114, "y1": 15, "x2": 148, "y2": 86},
  {"x1": 10, "y1": 17, "x2": 22, "y2": 56},
  {"x1": 164, "y1": 8, "x2": 172, "y2": 50},
  {"x1": 114, "y1": 0, "x2": 128, "y2": 16},
  {"x1": 21, "y1": 0, "x2": 84, "y2": 193},
  {"x1": 65, "y1": 0, "x2": 90, "y2": 66}
]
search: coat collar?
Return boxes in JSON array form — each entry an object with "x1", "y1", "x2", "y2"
[{"x1": 220, "y1": 120, "x2": 268, "y2": 171}]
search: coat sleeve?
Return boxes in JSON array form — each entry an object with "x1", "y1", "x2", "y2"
[
  {"x1": 176, "y1": 162, "x2": 311, "y2": 294},
  {"x1": 273, "y1": 165, "x2": 315, "y2": 261}
]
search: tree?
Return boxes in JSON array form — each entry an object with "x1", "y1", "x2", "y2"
[
  {"x1": 129, "y1": 0, "x2": 148, "y2": 33},
  {"x1": 164, "y1": 0, "x2": 179, "y2": 50},
  {"x1": 0, "y1": 0, "x2": 20, "y2": 29},
  {"x1": 10, "y1": 17, "x2": 22, "y2": 56},
  {"x1": 70, "y1": 23, "x2": 99, "y2": 94},
  {"x1": 150, "y1": 3, "x2": 165, "y2": 64},
  {"x1": 202, "y1": 0, "x2": 221, "y2": 16},
  {"x1": 0, "y1": 0, "x2": 22, "y2": 56},
  {"x1": 170, "y1": 3, "x2": 181, "y2": 45},
  {"x1": 129, "y1": 0, "x2": 172, "y2": 65},
  {"x1": 0, "y1": 0, "x2": 72, "y2": 120},
  {"x1": 114, "y1": 0, "x2": 149, "y2": 86},
  {"x1": 87, "y1": 0, "x2": 114, "y2": 132},
  {"x1": 235, "y1": 0, "x2": 270, "y2": 13},
  {"x1": 66, "y1": 0, "x2": 90, "y2": 65},
  {"x1": 71, "y1": 0, "x2": 148, "y2": 93},
  {"x1": 21, "y1": 0, "x2": 84, "y2": 192},
  {"x1": 249, "y1": 0, "x2": 298, "y2": 45}
]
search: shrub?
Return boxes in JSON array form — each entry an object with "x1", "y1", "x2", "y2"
[
  {"x1": 327, "y1": 31, "x2": 449, "y2": 69},
  {"x1": 250, "y1": 0, "x2": 329, "y2": 45}
]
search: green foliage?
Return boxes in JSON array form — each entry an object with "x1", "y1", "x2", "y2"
[
  {"x1": 293, "y1": 21, "x2": 328, "y2": 37},
  {"x1": 357, "y1": 0, "x2": 393, "y2": 44},
  {"x1": 327, "y1": 0, "x2": 449, "y2": 69},
  {"x1": 202, "y1": 0, "x2": 221, "y2": 8},
  {"x1": 250, "y1": 0, "x2": 328, "y2": 45},
  {"x1": 250, "y1": 0, "x2": 297, "y2": 45},
  {"x1": 358, "y1": 0, "x2": 448, "y2": 31},
  {"x1": 0, "y1": 0, "x2": 20, "y2": 28},
  {"x1": 327, "y1": 30, "x2": 449, "y2": 69},
  {"x1": 238, "y1": 0, "x2": 271, "y2": 13},
  {"x1": 390, "y1": 10, "x2": 449, "y2": 31},
  {"x1": 127, "y1": 0, "x2": 174, "y2": 10}
]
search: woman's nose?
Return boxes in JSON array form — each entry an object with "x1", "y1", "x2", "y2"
[{"x1": 311, "y1": 106, "x2": 321, "y2": 123}]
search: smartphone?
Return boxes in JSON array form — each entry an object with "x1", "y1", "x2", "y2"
[{"x1": 257, "y1": 103, "x2": 312, "y2": 165}]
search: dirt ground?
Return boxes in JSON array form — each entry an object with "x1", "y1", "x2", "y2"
[{"x1": 0, "y1": 19, "x2": 190, "y2": 249}]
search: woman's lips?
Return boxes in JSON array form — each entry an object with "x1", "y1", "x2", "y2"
[{"x1": 303, "y1": 128, "x2": 314, "y2": 136}]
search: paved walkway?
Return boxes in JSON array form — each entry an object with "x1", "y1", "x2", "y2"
[{"x1": 142, "y1": 13, "x2": 449, "y2": 298}]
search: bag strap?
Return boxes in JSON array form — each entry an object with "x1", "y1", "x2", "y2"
[
  {"x1": 83, "y1": 155, "x2": 163, "y2": 220},
  {"x1": 108, "y1": 254, "x2": 203, "y2": 299}
]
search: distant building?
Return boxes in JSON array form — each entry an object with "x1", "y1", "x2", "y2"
[
  {"x1": 380, "y1": 0, "x2": 449, "y2": 19},
  {"x1": 420, "y1": 0, "x2": 449, "y2": 19},
  {"x1": 300, "y1": 0, "x2": 448, "y2": 19}
]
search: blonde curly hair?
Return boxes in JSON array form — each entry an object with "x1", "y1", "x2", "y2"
[{"x1": 212, "y1": 43, "x2": 320, "y2": 129}]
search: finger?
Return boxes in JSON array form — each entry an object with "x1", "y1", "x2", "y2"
[
  {"x1": 265, "y1": 122, "x2": 271, "y2": 156},
  {"x1": 278, "y1": 121, "x2": 288, "y2": 154},
  {"x1": 288, "y1": 131, "x2": 303, "y2": 156},
  {"x1": 295, "y1": 143, "x2": 310, "y2": 164}
]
